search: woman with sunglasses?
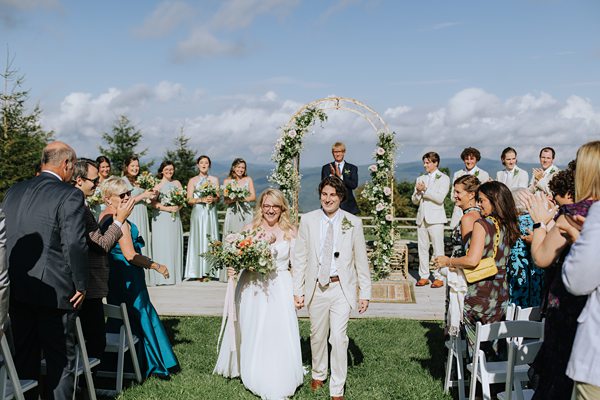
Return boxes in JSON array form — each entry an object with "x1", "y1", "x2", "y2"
[{"x1": 98, "y1": 176, "x2": 179, "y2": 379}]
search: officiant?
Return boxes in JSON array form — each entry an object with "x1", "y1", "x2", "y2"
[{"x1": 321, "y1": 142, "x2": 359, "y2": 215}]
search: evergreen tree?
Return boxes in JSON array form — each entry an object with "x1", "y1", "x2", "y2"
[
  {"x1": 164, "y1": 129, "x2": 197, "y2": 185},
  {"x1": 98, "y1": 115, "x2": 150, "y2": 173},
  {"x1": 0, "y1": 57, "x2": 53, "y2": 202}
]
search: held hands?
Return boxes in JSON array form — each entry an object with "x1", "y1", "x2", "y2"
[
  {"x1": 115, "y1": 197, "x2": 135, "y2": 223},
  {"x1": 533, "y1": 168, "x2": 544, "y2": 182},
  {"x1": 415, "y1": 181, "x2": 427, "y2": 193},
  {"x1": 358, "y1": 299, "x2": 369, "y2": 314},
  {"x1": 294, "y1": 295, "x2": 304, "y2": 310},
  {"x1": 329, "y1": 163, "x2": 341, "y2": 178},
  {"x1": 432, "y1": 255, "x2": 450, "y2": 269},
  {"x1": 70, "y1": 290, "x2": 86, "y2": 309}
]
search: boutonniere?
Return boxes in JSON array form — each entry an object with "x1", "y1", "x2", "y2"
[
  {"x1": 341, "y1": 216, "x2": 354, "y2": 233},
  {"x1": 474, "y1": 170, "x2": 480, "y2": 177},
  {"x1": 549, "y1": 168, "x2": 556, "y2": 174},
  {"x1": 343, "y1": 168, "x2": 350, "y2": 176},
  {"x1": 435, "y1": 173, "x2": 441, "y2": 180},
  {"x1": 513, "y1": 169, "x2": 519, "y2": 176}
]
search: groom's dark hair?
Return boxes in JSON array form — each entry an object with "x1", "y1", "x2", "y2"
[{"x1": 318, "y1": 176, "x2": 346, "y2": 202}]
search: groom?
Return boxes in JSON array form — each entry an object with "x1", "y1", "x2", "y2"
[{"x1": 293, "y1": 176, "x2": 372, "y2": 400}]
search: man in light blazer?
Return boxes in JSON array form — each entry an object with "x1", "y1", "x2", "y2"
[
  {"x1": 3, "y1": 141, "x2": 88, "y2": 400},
  {"x1": 495, "y1": 147, "x2": 529, "y2": 190},
  {"x1": 321, "y1": 142, "x2": 360, "y2": 215},
  {"x1": 529, "y1": 147, "x2": 560, "y2": 196},
  {"x1": 412, "y1": 152, "x2": 450, "y2": 288},
  {"x1": 450, "y1": 147, "x2": 490, "y2": 228},
  {"x1": 560, "y1": 201, "x2": 600, "y2": 398},
  {"x1": 293, "y1": 176, "x2": 371, "y2": 400}
]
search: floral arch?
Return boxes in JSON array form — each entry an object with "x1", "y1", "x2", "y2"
[{"x1": 268, "y1": 96, "x2": 397, "y2": 279}]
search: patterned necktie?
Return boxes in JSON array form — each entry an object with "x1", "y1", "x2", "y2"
[{"x1": 319, "y1": 221, "x2": 333, "y2": 286}]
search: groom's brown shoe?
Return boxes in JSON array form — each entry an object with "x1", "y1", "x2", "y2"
[
  {"x1": 311, "y1": 379, "x2": 324, "y2": 391},
  {"x1": 331, "y1": 397, "x2": 344, "y2": 400}
]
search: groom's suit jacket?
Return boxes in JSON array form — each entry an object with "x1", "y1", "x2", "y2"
[{"x1": 293, "y1": 209, "x2": 371, "y2": 309}]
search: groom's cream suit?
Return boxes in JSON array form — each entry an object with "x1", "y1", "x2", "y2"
[{"x1": 293, "y1": 209, "x2": 371, "y2": 397}]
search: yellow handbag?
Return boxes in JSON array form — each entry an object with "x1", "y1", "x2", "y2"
[{"x1": 463, "y1": 217, "x2": 500, "y2": 284}]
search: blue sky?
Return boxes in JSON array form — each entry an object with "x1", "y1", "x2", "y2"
[{"x1": 1, "y1": 0, "x2": 599, "y2": 168}]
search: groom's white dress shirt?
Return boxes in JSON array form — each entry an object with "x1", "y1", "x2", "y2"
[
  {"x1": 319, "y1": 211, "x2": 340, "y2": 277},
  {"x1": 562, "y1": 202, "x2": 600, "y2": 388}
]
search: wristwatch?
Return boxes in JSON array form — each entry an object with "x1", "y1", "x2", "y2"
[{"x1": 532, "y1": 222, "x2": 547, "y2": 231}]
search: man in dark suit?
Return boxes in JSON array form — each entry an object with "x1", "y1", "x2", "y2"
[
  {"x1": 2, "y1": 141, "x2": 88, "y2": 400},
  {"x1": 321, "y1": 142, "x2": 360, "y2": 214}
]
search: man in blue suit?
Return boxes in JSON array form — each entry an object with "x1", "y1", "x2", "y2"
[{"x1": 321, "y1": 142, "x2": 359, "y2": 215}]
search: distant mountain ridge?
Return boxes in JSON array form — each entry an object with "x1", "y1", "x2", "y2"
[{"x1": 194, "y1": 158, "x2": 558, "y2": 212}]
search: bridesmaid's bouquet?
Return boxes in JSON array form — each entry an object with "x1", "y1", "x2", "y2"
[
  {"x1": 136, "y1": 171, "x2": 159, "y2": 190},
  {"x1": 194, "y1": 180, "x2": 219, "y2": 199},
  {"x1": 86, "y1": 187, "x2": 103, "y2": 207},
  {"x1": 204, "y1": 229, "x2": 275, "y2": 275},
  {"x1": 222, "y1": 181, "x2": 250, "y2": 201},
  {"x1": 161, "y1": 187, "x2": 187, "y2": 221}
]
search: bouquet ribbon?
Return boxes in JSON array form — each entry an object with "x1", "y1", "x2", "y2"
[{"x1": 216, "y1": 276, "x2": 237, "y2": 353}]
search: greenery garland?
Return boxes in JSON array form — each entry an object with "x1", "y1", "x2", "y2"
[
  {"x1": 269, "y1": 107, "x2": 327, "y2": 217},
  {"x1": 361, "y1": 131, "x2": 397, "y2": 280}
]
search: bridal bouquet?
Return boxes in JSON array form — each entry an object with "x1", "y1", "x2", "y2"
[
  {"x1": 136, "y1": 171, "x2": 159, "y2": 190},
  {"x1": 222, "y1": 181, "x2": 250, "y2": 201},
  {"x1": 194, "y1": 180, "x2": 219, "y2": 199},
  {"x1": 86, "y1": 187, "x2": 103, "y2": 207},
  {"x1": 204, "y1": 229, "x2": 275, "y2": 275},
  {"x1": 161, "y1": 187, "x2": 187, "y2": 220}
]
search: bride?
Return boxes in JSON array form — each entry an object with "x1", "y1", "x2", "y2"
[{"x1": 214, "y1": 188, "x2": 304, "y2": 399}]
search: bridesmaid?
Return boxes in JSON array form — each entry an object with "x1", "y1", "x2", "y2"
[
  {"x1": 221, "y1": 158, "x2": 256, "y2": 282},
  {"x1": 122, "y1": 156, "x2": 156, "y2": 285},
  {"x1": 151, "y1": 161, "x2": 184, "y2": 285},
  {"x1": 185, "y1": 155, "x2": 220, "y2": 281},
  {"x1": 90, "y1": 155, "x2": 111, "y2": 219}
]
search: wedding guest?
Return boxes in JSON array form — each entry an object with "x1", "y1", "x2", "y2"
[
  {"x1": 215, "y1": 189, "x2": 303, "y2": 399},
  {"x1": 99, "y1": 177, "x2": 179, "y2": 379},
  {"x1": 549, "y1": 160, "x2": 576, "y2": 206},
  {"x1": 0, "y1": 208, "x2": 8, "y2": 335},
  {"x1": 222, "y1": 158, "x2": 256, "y2": 282},
  {"x1": 561, "y1": 202, "x2": 600, "y2": 399},
  {"x1": 151, "y1": 161, "x2": 184, "y2": 285},
  {"x1": 293, "y1": 176, "x2": 371, "y2": 399},
  {"x1": 71, "y1": 158, "x2": 134, "y2": 359},
  {"x1": 122, "y1": 156, "x2": 156, "y2": 284},
  {"x1": 411, "y1": 152, "x2": 450, "y2": 288},
  {"x1": 434, "y1": 181, "x2": 519, "y2": 348},
  {"x1": 450, "y1": 147, "x2": 490, "y2": 227},
  {"x1": 321, "y1": 142, "x2": 360, "y2": 214},
  {"x1": 185, "y1": 155, "x2": 220, "y2": 280},
  {"x1": 3, "y1": 141, "x2": 88, "y2": 400},
  {"x1": 507, "y1": 188, "x2": 544, "y2": 308},
  {"x1": 496, "y1": 147, "x2": 529, "y2": 189},
  {"x1": 529, "y1": 147, "x2": 560, "y2": 196},
  {"x1": 525, "y1": 141, "x2": 599, "y2": 400},
  {"x1": 442, "y1": 174, "x2": 481, "y2": 337}
]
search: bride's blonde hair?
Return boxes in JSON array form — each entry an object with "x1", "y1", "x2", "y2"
[{"x1": 252, "y1": 188, "x2": 295, "y2": 240}]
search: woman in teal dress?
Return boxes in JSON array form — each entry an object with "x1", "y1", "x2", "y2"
[
  {"x1": 222, "y1": 158, "x2": 256, "y2": 282},
  {"x1": 185, "y1": 155, "x2": 220, "y2": 280},
  {"x1": 151, "y1": 161, "x2": 184, "y2": 285},
  {"x1": 122, "y1": 156, "x2": 157, "y2": 285},
  {"x1": 99, "y1": 176, "x2": 179, "y2": 379}
]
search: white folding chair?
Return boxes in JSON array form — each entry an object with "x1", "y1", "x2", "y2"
[
  {"x1": 444, "y1": 333, "x2": 468, "y2": 400},
  {"x1": 40, "y1": 316, "x2": 100, "y2": 400},
  {"x1": 505, "y1": 304, "x2": 517, "y2": 321},
  {"x1": 514, "y1": 306, "x2": 542, "y2": 322},
  {"x1": 95, "y1": 303, "x2": 142, "y2": 396},
  {"x1": 497, "y1": 339, "x2": 543, "y2": 400},
  {"x1": 0, "y1": 334, "x2": 38, "y2": 400},
  {"x1": 467, "y1": 320, "x2": 544, "y2": 400}
]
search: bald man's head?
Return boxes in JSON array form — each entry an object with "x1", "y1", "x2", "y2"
[{"x1": 41, "y1": 141, "x2": 77, "y2": 181}]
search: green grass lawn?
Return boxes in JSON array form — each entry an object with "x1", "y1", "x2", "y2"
[{"x1": 116, "y1": 317, "x2": 452, "y2": 400}]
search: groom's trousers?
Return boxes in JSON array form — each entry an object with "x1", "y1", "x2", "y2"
[{"x1": 308, "y1": 281, "x2": 352, "y2": 397}]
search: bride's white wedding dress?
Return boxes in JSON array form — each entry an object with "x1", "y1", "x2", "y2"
[{"x1": 214, "y1": 239, "x2": 304, "y2": 400}]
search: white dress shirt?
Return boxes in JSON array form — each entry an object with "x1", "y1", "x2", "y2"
[
  {"x1": 41, "y1": 170, "x2": 63, "y2": 181},
  {"x1": 320, "y1": 210, "x2": 340, "y2": 277}
]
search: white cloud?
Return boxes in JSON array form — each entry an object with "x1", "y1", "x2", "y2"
[
  {"x1": 421, "y1": 21, "x2": 461, "y2": 31},
  {"x1": 211, "y1": 0, "x2": 299, "y2": 30},
  {"x1": 133, "y1": 0, "x2": 194, "y2": 38},
  {"x1": 43, "y1": 86, "x2": 600, "y2": 167},
  {"x1": 173, "y1": 28, "x2": 242, "y2": 61}
]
